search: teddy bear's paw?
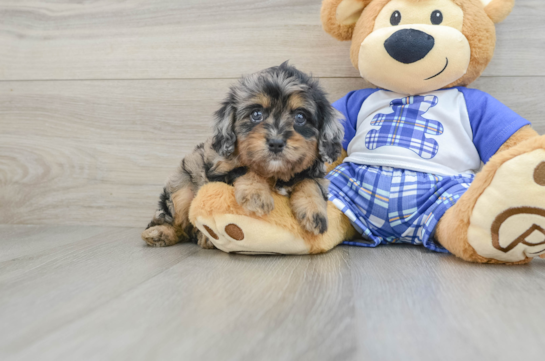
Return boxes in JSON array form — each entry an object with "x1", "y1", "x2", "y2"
[
  {"x1": 141, "y1": 225, "x2": 179, "y2": 247},
  {"x1": 468, "y1": 149, "x2": 545, "y2": 262},
  {"x1": 194, "y1": 214, "x2": 311, "y2": 255},
  {"x1": 234, "y1": 187, "x2": 275, "y2": 217}
]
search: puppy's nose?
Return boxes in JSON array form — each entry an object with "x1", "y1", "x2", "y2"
[
  {"x1": 384, "y1": 29, "x2": 435, "y2": 64},
  {"x1": 268, "y1": 138, "x2": 286, "y2": 153}
]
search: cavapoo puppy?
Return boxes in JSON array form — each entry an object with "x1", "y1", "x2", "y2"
[{"x1": 142, "y1": 62, "x2": 343, "y2": 249}]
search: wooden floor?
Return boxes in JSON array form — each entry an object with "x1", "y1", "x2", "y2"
[
  {"x1": 0, "y1": 225, "x2": 543, "y2": 361},
  {"x1": 2, "y1": 1, "x2": 545, "y2": 360}
]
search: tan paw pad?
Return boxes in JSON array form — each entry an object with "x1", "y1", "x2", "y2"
[
  {"x1": 203, "y1": 225, "x2": 219, "y2": 240},
  {"x1": 224, "y1": 224, "x2": 244, "y2": 241},
  {"x1": 469, "y1": 150, "x2": 545, "y2": 262}
]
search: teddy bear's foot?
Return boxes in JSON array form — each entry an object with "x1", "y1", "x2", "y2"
[
  {"x1": 188, "y1": 182, "x2": 356, "y2": 255},
  {"x1": 193, "y1": 214, "x2": 311, "y2": 255},
  {"x1": 467, "y1": 147, "x2": 545, "y2": 263}
]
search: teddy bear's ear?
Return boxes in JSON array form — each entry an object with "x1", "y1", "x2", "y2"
[
  {"x1": 481, "y1": 0, "x2": 515, "y2": 24},
  {"x1": 321, "y1": 0, "x2": 371, "y2": 41}
]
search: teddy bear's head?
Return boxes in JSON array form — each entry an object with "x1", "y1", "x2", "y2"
[{"x1": 322, "y1": 0, "x2": 514, "y2": 95}]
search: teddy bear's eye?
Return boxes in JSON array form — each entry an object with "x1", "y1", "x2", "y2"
[
  {"x1": 390, "y1": 11, "x2": 401, "y2": 26},
  {"x1": 431, "y1": 10, "x2": 443, "y2": 25}
]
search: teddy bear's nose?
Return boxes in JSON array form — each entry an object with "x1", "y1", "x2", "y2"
[{"x1": 384, "y1": 29, "x2": 435, "y2": 64}]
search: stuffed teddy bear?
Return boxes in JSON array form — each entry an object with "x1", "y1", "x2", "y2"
[{"x1": 188, "y1": 0, "x2": 545, "y2": 264}]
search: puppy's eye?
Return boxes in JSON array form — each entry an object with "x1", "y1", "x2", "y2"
[
  {"x1": 431, "y1": 10, "x2": 443, "y2": 25},
  {"x1": 294, "y1": 112, "x2": 307, "y2": 126},
  {"x1": 250, "y1": 110, "x2": 263, "y2": 123},
  {"x1": 390, "y1": 11, "x2": 401, "y2": 26}
]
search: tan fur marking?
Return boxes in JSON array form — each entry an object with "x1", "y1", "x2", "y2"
[
  {"x1": 237, "y1": 124, "x2": 317, "y2": 181},
  {"x1": 172, "y1": 187, "x2": 195, "y2": 236},
  {"x1": 254, "y1": 93, "x2": 271, "y2": 109},
  {"x1": 288, "y1": 93, "x2": 306, "y2": 110}
]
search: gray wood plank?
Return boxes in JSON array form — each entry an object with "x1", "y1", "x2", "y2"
[
  {"x1": 348, "y1": 245, "x2": 545, "y2": 361},
  {"x1": 2, "y1": 227, "x2": 543, "y2": 361},
  {"x1": 1, "y1": 76, "x2": 544, "y2": 227},
  {"x1": 0, "y1": 0, "x2": 542, "y2": 80},
  {"x1": 1, "y1": 230, "x2": 356, "y2": 361},
  {"x1": 0, "y1": 227, "x2": 197, "y2": 357},
  {"x1": 0, "y1": 225, "x2": 116, "y2": 262}
]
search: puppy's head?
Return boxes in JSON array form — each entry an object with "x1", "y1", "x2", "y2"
[{"x1": 212, "y1": 62, "x2": 343, "y2": 180}]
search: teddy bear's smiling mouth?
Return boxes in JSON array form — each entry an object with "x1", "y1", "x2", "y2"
[{"x1": 425, "y1": 58, "x2": 449, "y2": 80}]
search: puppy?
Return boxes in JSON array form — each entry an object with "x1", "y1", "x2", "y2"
[{"x1": 142, "y1": 62, "x2": 343, "y2": 249}]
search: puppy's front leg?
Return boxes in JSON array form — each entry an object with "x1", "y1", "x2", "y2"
[
  {"x1": 290, "y1": 178, "x2": 329, "y2": 235},
  {"x1": 234, "y1": 171, "x2": 274, "y2": 216}
]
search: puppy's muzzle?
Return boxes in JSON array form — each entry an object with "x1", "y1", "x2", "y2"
[
  {"x1": 384, "y1": 29, "x2": 435, "y2": 64},
  {"x1": 268, "y1": 138, "x2": 286, "y2": 154}
]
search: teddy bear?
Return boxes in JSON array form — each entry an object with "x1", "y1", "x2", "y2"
[{"x1": 187, "y1": 0, "x2": 545, "y2": 264}]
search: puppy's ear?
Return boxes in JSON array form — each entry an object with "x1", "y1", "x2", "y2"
[
  {"x1": 212, "y1": 100, "x2": 237, "y2": 157},
  {"x1": 319, "y1": 107, "x2": 344, "y2": 164},
  {"x1": 321, "y1": 0, "x2": 371, "y2": 41},
  {"x1": 481, "y1": 0, "x2": 514, "y2": 23}
]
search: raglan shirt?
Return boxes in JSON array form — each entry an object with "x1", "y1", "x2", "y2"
[{"x1": 333, "y1": 87, "x2": 531, "y2": 176}]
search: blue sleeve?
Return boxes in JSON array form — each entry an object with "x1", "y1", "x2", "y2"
[
  {"x1": 333, "y1": 89, "x2": 380, "y2": 150},
  {"x1": 457, "y1": 87, "x2": 531, "y2": 163}
]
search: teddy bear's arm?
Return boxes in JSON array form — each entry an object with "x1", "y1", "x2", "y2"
[{"x1": 496, "y1": 125, "x2": 539, "y2": 153}]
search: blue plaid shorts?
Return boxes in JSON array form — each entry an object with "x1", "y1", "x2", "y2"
[{"x1": 326, "y1": 163, "x2": 475, "y2": 253}]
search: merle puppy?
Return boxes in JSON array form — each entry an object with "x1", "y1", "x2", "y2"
[{"x1": 142, "y1": 62, "x2": 343, "y2": 249}]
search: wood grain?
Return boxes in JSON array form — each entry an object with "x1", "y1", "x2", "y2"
[
  {"x1": 0, "y1": 0, "x2": 543, "y2": 81},
  {"x1": 0, "y1": 224, "x2": 114, "y2": 262},
  {"x1": 0, "y1": 226, "x2": 543, "y2": 361},
  {"x1": 1, "y1": 77, "x2": 544, "y2": 227},
  {"x1": 0, "y1": 226, "x2": 356, "y2": 361},
  {"x1": 0, "y1": 227, "x2": 199, "y2": 357},
  {"x1": 348, "y1": 245, "x2": 545, "y2": 361}
]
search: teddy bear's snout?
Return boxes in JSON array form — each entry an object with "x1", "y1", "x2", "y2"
[{"x1": 384, "y1": 29, "x2": 435, "y2": 64}]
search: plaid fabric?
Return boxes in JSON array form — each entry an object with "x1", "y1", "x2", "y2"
[
  {"x1": 326, "y1": 163, "x2": 475, "y2": 253},
  {"x1": 365, "y1": 95, "x2": 443, "y2": 159}
]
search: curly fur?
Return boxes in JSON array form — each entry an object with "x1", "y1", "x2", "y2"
[{"x1": 142, "y1": 63, "x2": 343, "y2": 248}]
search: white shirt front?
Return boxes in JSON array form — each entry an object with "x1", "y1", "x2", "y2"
[{"x1": 344, "y1": 89, "x2": 481, "y2": 176}]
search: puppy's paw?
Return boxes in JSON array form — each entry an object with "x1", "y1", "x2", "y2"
[
  {"x1": 196, "y1": 231, "x2": 216, "y2": 249},
  {"x1": 235, "y1": 188, "x2": 274, "y2": 216},
  {"x1": 297, "y1": 211, "x2": 328, "y2": 235},
  {"x1": 141, "y1": 225, "x2": 178, "y2": 247}
]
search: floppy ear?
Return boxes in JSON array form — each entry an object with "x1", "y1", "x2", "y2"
[
  {"x1": 481, "y1": 0, "x2": 514, "y2": 23},
  {"x1": 212, "y1": 100, "x2": 237, "y2": 157},
  {"x1": 321, "y1": 0, "x2": 371, "y2": 41},
  {"x1": 319, "y1": 108, "x2": 344, "y2": 164}
]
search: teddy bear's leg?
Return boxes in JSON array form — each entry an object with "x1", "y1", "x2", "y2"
[
  {"x1": 436, "y1": 134, "x2": 545, "y2": 264},
  {"x1": 188, "y1": 182, "x2": 356, "y2": 255}
]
